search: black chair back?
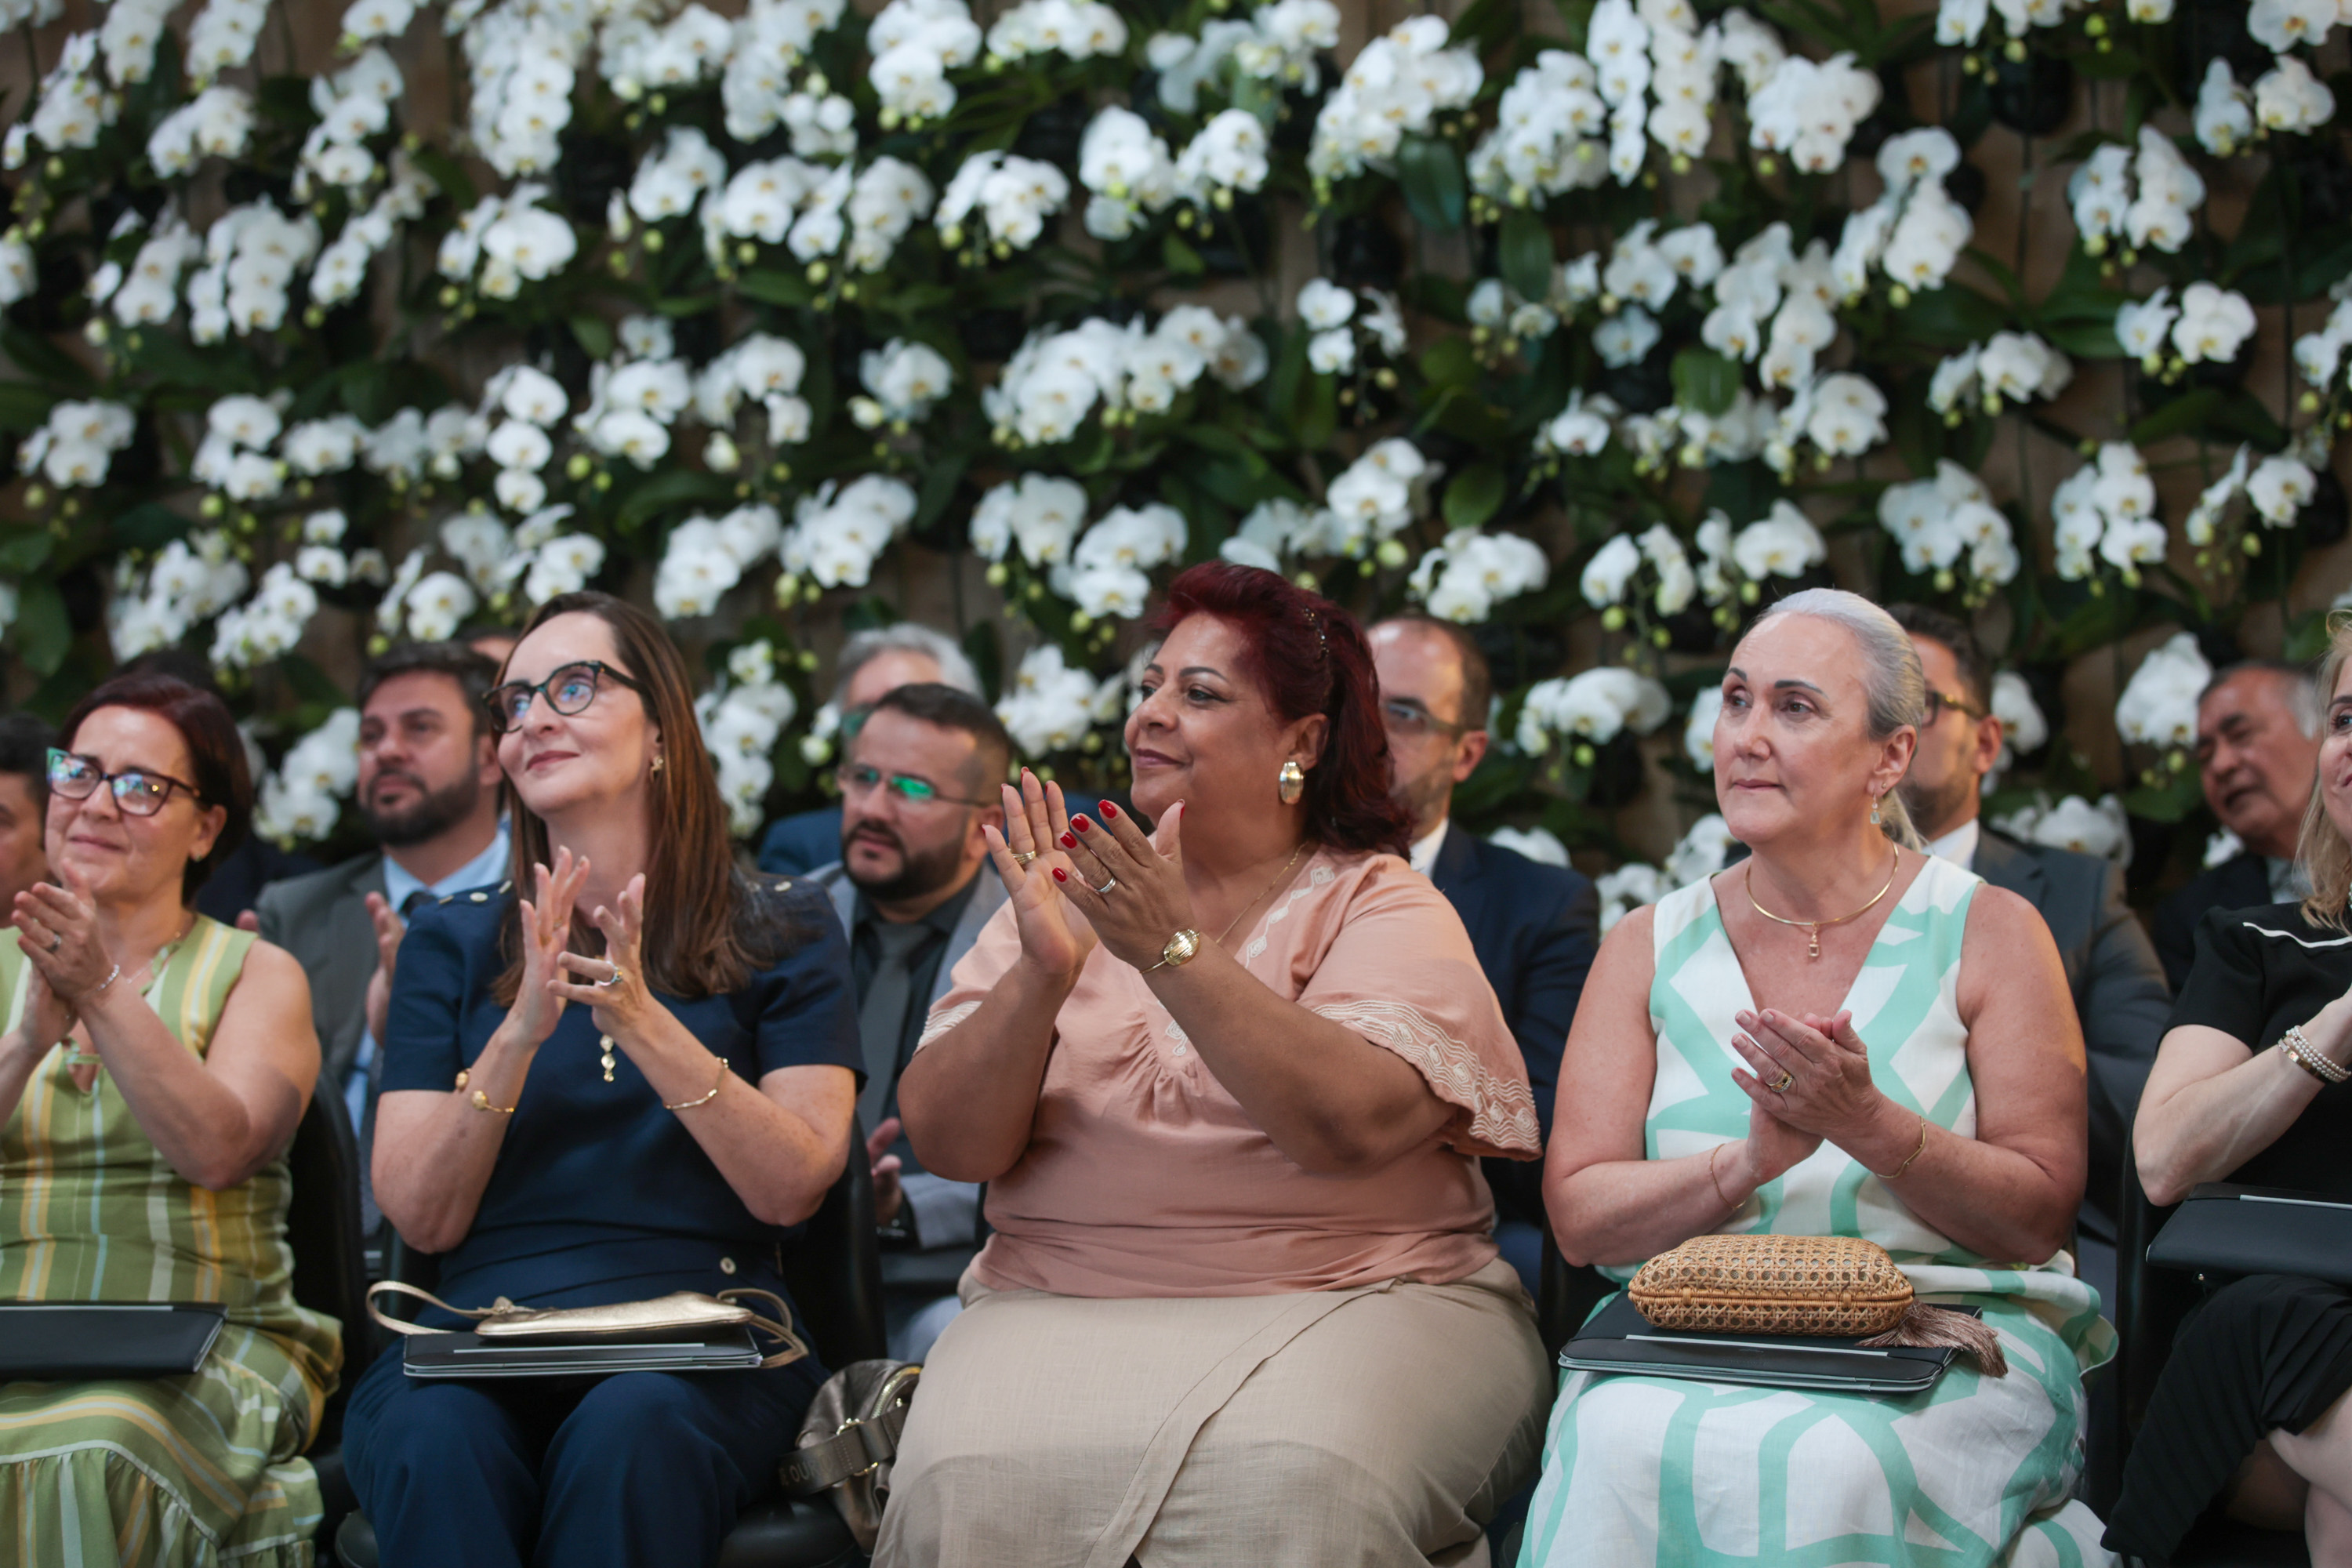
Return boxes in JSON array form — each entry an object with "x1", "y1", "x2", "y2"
[
  {"x1": 1537, "y1": 1229, "x2": 1617, "y2": 1359},
  {"x1": 284, "y1": 1089, "x2": 374, "y2": 1414},
  {"x1": 2116, "y1": 1130, "x2": 2198, "y2": 1436}
]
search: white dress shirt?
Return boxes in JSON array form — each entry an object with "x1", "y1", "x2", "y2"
[
  {"x1": 1922, "y1": 818, "x2": 1980, "y2": 872},
  {"x1": 1408, "y1": 818, "x2": 1450, "y2": 878}
]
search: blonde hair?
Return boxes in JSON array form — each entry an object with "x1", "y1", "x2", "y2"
[{"x1": 2298, "y1": 612, "x2": 2352, "y2": 931}]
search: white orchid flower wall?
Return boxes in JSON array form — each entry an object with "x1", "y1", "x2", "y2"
[{"x1": 0, "y1": 0, "x2": 2347, "y2": 902}]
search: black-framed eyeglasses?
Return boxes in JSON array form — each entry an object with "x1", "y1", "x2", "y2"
[
  {"x1": 1381, "y1": 697, "x2": 1469, "y2": 739},
  {"x1": 483, "y1": 661, "x2": 645, "y2": 735},
  {"x1": 1922, "y1": 689, "x2": 1987, "y2": 725},
  {"x1": 46, "y1": 748, "x2": 205, "y2": 817},
  {"x1": 836, "y1": 763, "x2": 993, "y2": 810}
]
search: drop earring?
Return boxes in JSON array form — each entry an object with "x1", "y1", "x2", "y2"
[
  {"x1": 1278, "y1": 759, "x2": 1305, "y2": 805},
  {"x1": 1869, "y1": 795, "x2": 1882, "y2": 826},
  {"x1": 651, "y1": 753, "x2": 665, "y2": 775}
]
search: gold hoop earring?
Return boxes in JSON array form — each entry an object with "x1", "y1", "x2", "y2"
[{"x1": 1278, "y1": 759, "x2": 1305, "y2": 806}]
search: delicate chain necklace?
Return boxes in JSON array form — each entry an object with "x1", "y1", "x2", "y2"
[
  {"x1": 1744, "y1": 855, "x2": 1899, "y2": 960},
  {"x1": 1210, "y1": 841, "x2": 1308, "y2": 949}
]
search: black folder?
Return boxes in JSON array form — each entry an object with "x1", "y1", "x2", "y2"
[
  {"x1": 0, "y1": 1303, "x2": 227, "y2": 1380},
  {"x1": 1559, "y1": 1294, "x2": 1969, "y2": 1394},
  {"x1": 2146, "y1": 1184, "x2": 2352, "y2": 1286},
  {"x1": 403, "y1": 1325, "x2": 768, "y2": 1378}
]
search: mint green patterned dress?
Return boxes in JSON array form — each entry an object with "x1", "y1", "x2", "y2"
[{"x1": 1519, "y1": 855, "x2": 2117, "y2": 1568}]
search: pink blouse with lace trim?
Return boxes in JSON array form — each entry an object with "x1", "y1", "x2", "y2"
[{"x1": 918, "y1": 848, "x2": 1541, "y2": 1298}]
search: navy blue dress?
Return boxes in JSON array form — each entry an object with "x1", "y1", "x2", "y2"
[{"x1": 344, "y1": 876, "x2": 862, "y2": 1568}]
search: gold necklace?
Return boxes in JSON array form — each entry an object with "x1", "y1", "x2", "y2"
[
  {"x1": 1744, "y1": 855, "x2": 1900, "y2": 960},
  {"x1": 1210, "y1": 841, "x2": 1308, "y2": 949},
  {"x1": 62, "y1": 915, "x2": 194, "y2": 1073}
]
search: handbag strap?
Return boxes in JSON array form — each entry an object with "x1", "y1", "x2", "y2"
[
  {"x1": 716, "y1": 1287, "x2": 812, "y2": 1370},
  {"x1": 778, "y1": 1365, "x2": 922, "y2": 1495},
  {"x1": 366, "y1": 1279, "x2": 510, "y2": 1338}
]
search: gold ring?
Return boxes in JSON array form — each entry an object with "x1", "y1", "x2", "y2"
[
  {"x1": 1012, "y1": 850, "x2": 1038, "y2": 868},
  {"x1": 1772, "y1": 1071, "x2": 1795, "y2": 1093}
]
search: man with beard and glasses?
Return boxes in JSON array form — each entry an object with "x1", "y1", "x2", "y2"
[
  {"x1": 1888, "y1": 604, "x2": 2169, "y2": 1310},
  {"x1": 1368, "y1": 616, "x2": 1599, "y2": 1301},
  {"x1": 256, "y1": 643, "x2": 508, "y2": 1256},
  {"x1": 808, "y1": 681, "x2": 1011, "y2": 1359}
]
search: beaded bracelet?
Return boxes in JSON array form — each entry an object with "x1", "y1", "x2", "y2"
[{"x1": 2278, "y1": 1025, "x2": 2350, "y2": 1085}]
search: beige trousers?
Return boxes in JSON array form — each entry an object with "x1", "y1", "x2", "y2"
[{"x1": 873, "y1": 1257, "x2": 1551, "y2": 1568}]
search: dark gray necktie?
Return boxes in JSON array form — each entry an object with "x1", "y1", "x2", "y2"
[{"x1": 857, "y1": 921, "x2": 931, "y2": 1131}]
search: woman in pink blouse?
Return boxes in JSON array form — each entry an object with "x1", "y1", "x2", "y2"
[{"x1": 877, "y1": 563, "x2": 1549, "y2": 1567}]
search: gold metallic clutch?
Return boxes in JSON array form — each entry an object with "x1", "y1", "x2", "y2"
[{"x1": 367, "y1": 1281, "x2": 809, "y2": 1367}]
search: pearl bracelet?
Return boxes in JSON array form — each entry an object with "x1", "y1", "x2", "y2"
[{"x1": 2278, "y1": 1025, "x2": 2350, "y2": 1085}]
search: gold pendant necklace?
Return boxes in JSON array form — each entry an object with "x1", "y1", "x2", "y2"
[
  {"x1": 1744, "y1": 855, "x2": 1900, "y2": 960},
  {"x1": 1210, "y1": 841, "x2": 1308, "y2": 950}
]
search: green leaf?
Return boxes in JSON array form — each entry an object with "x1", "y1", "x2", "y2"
[
  {"x1": 1161, "y1": 233, "x2": 1203, "y2": 275},
  {"x1": 1442, "y1": 463, "x2": 1508, "y2": 532},
  {"x1": 1498, "y1": 209, "x2": 1555, "y2": 303},
  {"x1": 569, "y1": 314, "x2": 615, "y2": 360},
  {"x1": 1670, "y1": 348, "x2": 1741, "y2": 417},
  {"x1": 1397, "y1": 136, "x2": 1467, "y2": 233},
  {"x1": 618, "y1": 469, "x2": 735, "y2": 528},
  {"x1": 0, "y1": 326, "x2": 96, "y2": 391},
  {"x1": 2127, "y1": 388, "x2": 2223, "y2": 446},
  {"x1": 735, "y1": 270, "x2": 814, "y2": 308},
  {"x1": 13, "y1": 579, "x2": 69, "y2": 676},
  {"x1": 107, "y1": 503, "x2": 190, "y2": 551},
  {"x1": 0, "y1": 529, "x2": 52, "y2": 574},
  {"x1": 914, "y1": 447, "x2": 971, "y2": 531},
  {"x1": 278, "y1": 654, "x2": 353, "y2": 710},
  {"x1": 1419, "y1": 336, "x2": 1479, "y2": 392},
  {"x1": 0, "y1": 381, "x2": 58, "y2": 432}
]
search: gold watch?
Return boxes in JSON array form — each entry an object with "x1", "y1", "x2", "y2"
[{"x1": 1149, "y1": 928, "x2": 1203, "y2": 971}]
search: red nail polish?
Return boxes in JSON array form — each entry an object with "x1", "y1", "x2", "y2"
[
  {"x1": 1074, "y1": 818, "x2": 1091, "y2": 832},
  {"x1": 1052, "y1": 868, "x2": 1068, "y2": 882},
  {"x1": 1100, "y1": 802, "x2": 1119, "y2": 820},
  {"x1": 1061, "y1": 833, "x2": 1076, "y2": 848}
]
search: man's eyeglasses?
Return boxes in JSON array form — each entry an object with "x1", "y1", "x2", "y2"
[
  {"x1": 1381, "y1": 698, "x2": 1469, "y2": 739},
  {"x1": 1922, "y1": 688, "x2": 1987, "y2": 725},
  {"x1": 483, "y1": 661, "x2": 644, "y2": 735},
  {"x1": 837, "y1": 764, "x2": 993, "y2": 810},
  {"x1": 46, "y1": 749, "x2": 205, "y2": 817}
]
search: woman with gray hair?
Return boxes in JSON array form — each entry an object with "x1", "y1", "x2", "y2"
[{"x1": 1518, "y1": 589, "x2": 2114, "y2": 1566}]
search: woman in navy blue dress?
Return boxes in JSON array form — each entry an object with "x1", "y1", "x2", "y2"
[{"x1": 343, "y1": 591, "x2": 861, "y2": 1568}]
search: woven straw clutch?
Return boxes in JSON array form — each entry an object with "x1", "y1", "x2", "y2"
[{"x1": 1628, "y1": 1233, "x2": 1914, "y2": 1338}]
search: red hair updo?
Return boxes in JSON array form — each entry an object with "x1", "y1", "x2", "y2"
[{"x1": 1152, "y1": 562, "x2": 1412, "y2": 858}]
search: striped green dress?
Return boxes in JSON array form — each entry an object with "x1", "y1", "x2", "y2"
[
  {"x1": 0, "y1": 917, "x2": 340, "y2": 1566},
  {"x1": 1519, "y1": 855, "x2": 2118, "y2": 1568}
]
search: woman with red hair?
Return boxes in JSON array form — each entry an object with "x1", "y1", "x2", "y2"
[{"x1": 877, "y1": 563, "x2": 1548, "y2": 1566}]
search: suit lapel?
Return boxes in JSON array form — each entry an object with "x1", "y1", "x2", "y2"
[
  {"x1": 1970, "y1": 831, "x2": 2046, "y2": 906},
  {"x1": 1428, "y1": 823, "x2": 1486, "y2": 935}
]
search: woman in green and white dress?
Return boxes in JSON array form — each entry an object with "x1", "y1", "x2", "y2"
[
  {"x1": 0, "y1": 673, "x2": 333, "y2": 1566},
  {"x1": 1519, "y1": 590, "x2": 2114, "y2": 1568}
]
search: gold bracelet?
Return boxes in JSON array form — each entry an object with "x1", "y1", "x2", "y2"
[
  {"x1": 665, "y1": 1057, "x2": 730, "y2": 1112},
  {"x1": 456, "y1": 1069, "x2": 517, "y2": 1116},
  {"x1": 2279, "y1": 1026, "x2": 2350, "y2": 1085},
  {"x1": 1708, "y1": 1142, "x2": 1740, "y2": 1210},
  {"x1": 1869, "y1": 1116, "x2": 1930, "y2": 1181}
]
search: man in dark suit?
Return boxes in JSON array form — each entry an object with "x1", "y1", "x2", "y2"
[
  {"x1": 2152, "y1": 660, "x2": 2323, "y2": 991},
  {"x1": 1890, "y1": 606, "x2": 2171, "y2": 1307},
  {"x1": 1369, "y1": 616, "x2": 1599, "y2": 1300},
  {"x1": 809, "y1": 682, "x2": 1011, "y2": 1359},
  {"x1": 255, "y1": 644, "x2": 508, "y2": 1250}
]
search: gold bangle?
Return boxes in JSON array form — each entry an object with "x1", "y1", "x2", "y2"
[
  {"x1": 1869, "y1": 1116, "x2": 1930, "y2": 1181},
  {"x1": 1708, "y1": 1143, "x2": 1740, "y2": 1211},
  {"x1": 665, "y1": 1057, "x2": 730, "y2": 1112},
  {"x1": 456, "y1": 1068, "x2": 517, "y2": 1116}
]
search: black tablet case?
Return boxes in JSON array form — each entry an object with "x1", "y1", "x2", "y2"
[
  {"x1": 0, "y1": 1303, "x2": 227, "y2": 1380},
  {"x1": 402, "y1": 1325, "x2": 768, "y2": 1378},
  {"x1": 2146, "y1": 1184, "x2": 2352, "y2": 1286},
  {"x1": 1559, "y1": 1294, "x2": 1969, "y2": 1394}
]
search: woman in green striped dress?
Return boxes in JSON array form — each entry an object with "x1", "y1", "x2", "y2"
[
  {"x1": 1520, "y1": 592, "x2": 2114, "y2": 1567},
  {"x1": 0, "y1": 672, "x2": 335, "y2": 1566}
]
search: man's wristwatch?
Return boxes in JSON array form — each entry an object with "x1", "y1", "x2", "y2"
[{"x1": 1148, "y1": 928, "x2": 1203, "y2": 971}]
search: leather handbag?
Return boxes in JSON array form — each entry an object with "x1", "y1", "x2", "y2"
[
  {"x1": 779, "y1": 1360, "x2": 921, "y2": 1552},
  {"x1": 1628, "y1": 1233, "x2": 2008, "y2": 1374},
  {"x1": 366, "y1": 1281, "x2": 811, "y2": 1367}
]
